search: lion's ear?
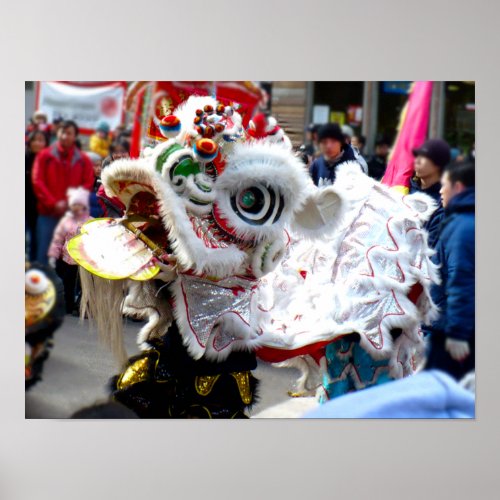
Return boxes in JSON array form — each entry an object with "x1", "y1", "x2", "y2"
[
  {"x1": 292, "y1": 186, "x2": 343, "y2": 235},
  {"x1": 316, "y1": 188, "x2": 342, "y2": 223}
]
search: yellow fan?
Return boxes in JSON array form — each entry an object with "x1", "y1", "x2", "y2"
[{"x1": 67, "y1": 218, "x2": 161, "y2": 281}]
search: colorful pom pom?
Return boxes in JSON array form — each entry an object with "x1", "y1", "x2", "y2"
[
  {"x1": 203, "y1": 125, "x2": 215, "y2": 138},
  {"x1": 214, "y1": 123, "x2": 225, "y2": 134},
  {"x1": 159, "y1": 115, "x2": 181, "y2": 138},
  {"x1": 194, "y1": 138, "x2": 218, "y2": 162}
]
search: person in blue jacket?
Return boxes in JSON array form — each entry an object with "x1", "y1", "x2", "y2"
[
  {"x1": 309, "y1": 123, "x2": 364, "y2": 186},
  {"x1": 425, "y1": 160, "x2": 475, "y2": 380},
  {"x1": 409, "y1": 139, "x2": 451, "y2": 248}
]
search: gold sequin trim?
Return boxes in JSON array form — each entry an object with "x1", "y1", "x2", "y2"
[
  {"x1": 117, "y1": 357, "x2": 151, "y2": 390},
  {"x1": 194, "y1": 374, "x2": 220, "y2": 397},
  {"x1": 230, "y1": 371, "x2": 252, "y2": 405}
]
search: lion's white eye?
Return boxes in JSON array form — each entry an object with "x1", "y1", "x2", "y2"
[
  {"x1": 231, "y1": 184, "x2": 284, "y2": 226},
  {"x1": 25, "y1": 270, "x2": 49, "y2": 295}
]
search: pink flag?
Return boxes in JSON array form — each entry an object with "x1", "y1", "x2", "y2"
[{"x1": 382, "y1": 81, "x2": 433, "y2": 193}]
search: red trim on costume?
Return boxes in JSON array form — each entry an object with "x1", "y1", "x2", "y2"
[
  {"x1": 408, "y1": 282, "x2": 424, "y2": 304},
  {"x1": 256, "y1": 341, "x2": 330, "y2": 364}
]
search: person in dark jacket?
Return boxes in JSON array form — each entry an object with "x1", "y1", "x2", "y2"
[
  {"x1": 309, "y1": 123, "x2": 363, "y2": 186},
  {"x1": 409, "y1": 139, "x2": 451, "y2": 248},
  {"x1": 299, "y1": 124, "x2": 319, "y2": 166},
  {"x1": 367, "y1": 138, "x2": 390, "y2": 181},
  {"x1": 425, "y1": 161, "x2": 475, "y2": 381},
  {"x1": 86, "y1": 152, "x2": 105, "y2": 218}
]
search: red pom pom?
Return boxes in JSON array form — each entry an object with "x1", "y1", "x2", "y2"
[{"x1": 160, "y1": 115, "x2": 180, "y2": 127}]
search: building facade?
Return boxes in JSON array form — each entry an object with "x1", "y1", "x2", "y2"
[{"x1": 269, "y1": 81, "x2": 475, "y2": 155}]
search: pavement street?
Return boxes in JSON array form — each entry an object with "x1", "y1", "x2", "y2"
[{"x1": 25, "y1": 315, "x2": 312, "y2": 419}]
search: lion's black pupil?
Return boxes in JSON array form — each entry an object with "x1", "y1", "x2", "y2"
[{"x1": 239, "y1": 187, "x2": 264, "y2": 213}]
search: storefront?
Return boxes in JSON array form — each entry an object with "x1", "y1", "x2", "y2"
[
  {"x1": 312, "y1": 82, "x2": 364, "y2": 134},
  {"x1": 443, "y1": 81, "x2": 475, "y2": 155},
  {"x1": 307, "y1": 81, "x2": 475, "y2": 155}
]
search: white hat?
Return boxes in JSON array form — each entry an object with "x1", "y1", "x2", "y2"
[
  {"x1": 33, "y1": 109, "x2": 47, "y2": 120},
  {"x1": 67, "y1": 187, "x2": 90, "y2": 209},
  {"x1": 86, "y1": 151, "x2": 102, "y2": 163},
  {"x1": 341, "y1": 125, "x2": 354, "y2": 138}
]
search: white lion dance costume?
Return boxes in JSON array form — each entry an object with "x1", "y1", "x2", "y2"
[
  {"x1": 255, "y1": 162, "x2": 440, "y2": 402},
  {"x1": 68, "y1": 97, "x2": 310, "y2": 418},
  {"x1": 69, "y1": 95, "x2": 439, "y2": 416}
]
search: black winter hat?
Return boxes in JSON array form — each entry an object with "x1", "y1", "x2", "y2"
[
  {"x1": 412, "y1": 139, "x2": 451, "y2": 169},
  {"x1": 318, "y1": 123, "x2": 345, "y2": 143}
]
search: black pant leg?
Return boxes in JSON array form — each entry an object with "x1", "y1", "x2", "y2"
[
  {"x1": 425, "y1": 334, "x2": 475, "y2": 381},
  {"x1": 56, "y1": 260, "x2": 78, "y2": 313}
]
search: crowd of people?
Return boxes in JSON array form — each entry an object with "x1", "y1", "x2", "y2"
[{"x1": 25, "y1": 111, "x2": 130, "y2": 314}]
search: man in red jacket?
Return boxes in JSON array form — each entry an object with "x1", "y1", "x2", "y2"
[{"x1": 32, "y1": 120, "x2": 94, "y2": 264}]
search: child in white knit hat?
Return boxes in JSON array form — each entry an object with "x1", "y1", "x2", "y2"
[{"x1": 48, "y1": 187, "x2": 92, "y2": 314}]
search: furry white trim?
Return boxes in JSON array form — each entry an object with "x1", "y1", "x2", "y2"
[
  {"x1": 152, "y1": 175, "x2": 248, "y2": 276},
  {"x1": 148, "y1": 137, "x2": 178, "y2": 172},
  {"x1": 251, "y1": 237, "x2": 287, "y2": 278},
  {"x1": 122, "y1": 281, "x2": 173, "y2": 350},
  {"x1": 173, "y1": 96, "x2": 218, "y2": 143},
  {"x1": 214, "y1": 141, "x2": 309, "y2": 242},
  {"x1": 402, "y1": 191, "x2": 438, "y2": 223},
  {"x1": 101, "y1": 158, "x2": 156, "y2": 209}
]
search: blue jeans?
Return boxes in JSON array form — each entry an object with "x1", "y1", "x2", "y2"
[{"x1": 35, "y1": 215, "x2": 59, "y2": 265}]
